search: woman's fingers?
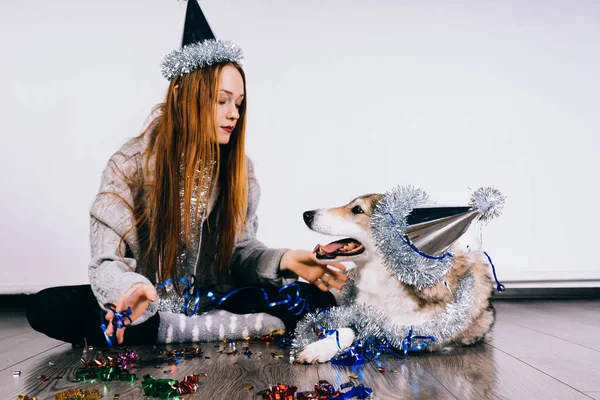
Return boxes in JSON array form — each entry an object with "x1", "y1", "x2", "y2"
[
  {"x1": 104, "y1": 310, "x2": 114, "y2": 337},
  {"x1": 326, "y1": 266, "x2": 348, "y2": 283},
  {"x1": 329, "y1": 262, "x2": 347, "y2": 271},
  {"x1": 143, "y1": 284, "x2": 159, "y2": 302},
  {"x1": 321, "y1": 273, "x2": 344, "y2": 290},
  {"x1": 315, "y1": 279, "x2": 329, "y2": 292},
  {"x1": 116, "y1": 324, "x2": 126, "y2": 344}
]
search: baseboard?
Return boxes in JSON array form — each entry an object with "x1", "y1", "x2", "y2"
[{"x1": 492, "y1": 287, "x2": 600, "y2": 300}]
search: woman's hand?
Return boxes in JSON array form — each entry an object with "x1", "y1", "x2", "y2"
[
  {"x1": 104, "y1": 283, "x2": 158, "y2": 344},
  {"x1": 280, "y1": 250, "x2": 348, "y2": 292}
]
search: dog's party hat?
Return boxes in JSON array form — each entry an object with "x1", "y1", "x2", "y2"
[
  {"x1": 160, "y1": 0, "x2": 244, "y2": 80},
  {"x1": 371, "y1": 186, "x2": 505, "y2": 288}
]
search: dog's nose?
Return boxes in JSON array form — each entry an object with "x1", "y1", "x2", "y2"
[{"x1": 303, "y1": 210, "x2": 316, "y2": 226}]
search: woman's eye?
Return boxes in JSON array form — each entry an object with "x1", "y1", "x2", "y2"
[{"x1": 351, "y1": 206, "x2": 364, "y2": 214}]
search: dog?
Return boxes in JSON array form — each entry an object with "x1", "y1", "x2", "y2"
[{"x1": 294, "y1": 193, "x2": 496, "y2": 364}]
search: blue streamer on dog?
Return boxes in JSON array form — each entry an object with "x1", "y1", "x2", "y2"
[{"x1": 327, "y1": 328, "x2": 436, "y2": 366}]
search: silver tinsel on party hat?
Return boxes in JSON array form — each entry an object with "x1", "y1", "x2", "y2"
[
  {"x1": 469, "y1": 186, "x2": 506, "y2": 222},
  {"x1": 370, "y1": 186, "x2": 453, "y2": 288},
  {"x1": 371, "y1": 185, "x2": 504, "y2": 288}
]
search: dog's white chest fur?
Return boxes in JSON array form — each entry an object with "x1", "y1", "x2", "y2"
[{"x1": 353, "y1": 257, "x2": 439, "y2": 326}]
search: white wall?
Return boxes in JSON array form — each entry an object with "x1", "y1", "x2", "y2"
[{"x1": 1, "y1": 0, "x2": 599, "y2": 294}]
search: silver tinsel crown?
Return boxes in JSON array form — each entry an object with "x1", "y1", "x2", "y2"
[{"x1": 161, "y1": 39, "x2": 244, "y2": 80}]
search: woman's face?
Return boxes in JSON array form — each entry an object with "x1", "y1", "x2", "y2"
[{"x1": 216, "y1": 64, "x2": 245, "y2": 145}]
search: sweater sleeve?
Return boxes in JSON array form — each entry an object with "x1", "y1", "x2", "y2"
[
  {"x1": 88, "y1": 153, "x2": 158, "y2": 325},
  {"x1": 229, "y1": 158, "x2": 297, "y2": 287}
]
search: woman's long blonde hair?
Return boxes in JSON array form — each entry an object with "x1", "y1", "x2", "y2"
[{"x1": 129, "y1": 62, "x2": 248, "y2": 283}]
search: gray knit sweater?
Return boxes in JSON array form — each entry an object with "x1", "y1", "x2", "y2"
[{"x1": 88, "y1": 134, "x2": 295, "y2": 325}]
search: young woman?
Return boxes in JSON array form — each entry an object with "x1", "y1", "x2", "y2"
[{"x1": 26, "y1": 1, "x2": 346, "y2": 347}]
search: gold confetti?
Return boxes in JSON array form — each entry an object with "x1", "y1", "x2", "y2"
[
  {"x1": 55, "y1": 389, "x2": 99, "y2": 400},
  {"x1": 349, "y1": 375, "x2": 359, "y2": 380},
  {"x1": 243, "y1": 385, "x2": 253, "y2": 390}
]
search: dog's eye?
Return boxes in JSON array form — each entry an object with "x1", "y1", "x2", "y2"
[{"x1": 351, "y1": 205, "x2": 364, "y2": 215}]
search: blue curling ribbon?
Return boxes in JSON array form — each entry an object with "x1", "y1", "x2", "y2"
[
  {"x1": 333, "y1": 384, "x2": 373, "y2": 399},
  {"x1": 400, "y1": 329, "x2": 436, "y2": 353},
  {"x1": 100, "y1": 305, "x2": 132, "y2": 347},
  {"x1": 157, "y1": 277, "x2": 310, "y2": 316},
  {"x1": 100, "y1": 285, "x2": 140, "y2": 347},
  {"x1": 213, "y1": 283, "x2": 309, "y2": 316},
  {"x1": 157, "y1": 276, "x2": 200, "y2": 316},
  {"x1": 314, "y1": 309, "x2": 435, "y2": 366},
  {"x1": 484, "y1": 251, "x2": 505, "y2": 292},
  {"x1": 328, "y1": 328, "x2": 436, "y2": 366},
  {"x1": 385, "y1": 211, "x2": 505, "y2": 291}
]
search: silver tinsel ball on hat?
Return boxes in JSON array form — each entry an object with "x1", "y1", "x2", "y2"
[{"x1": 469, "y1": 186, "x2": 506, "y2": 222}]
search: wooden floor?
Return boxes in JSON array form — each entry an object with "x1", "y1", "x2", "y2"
[{"x1": 1, "y1": 300, "x2": 599, "y2": 400}]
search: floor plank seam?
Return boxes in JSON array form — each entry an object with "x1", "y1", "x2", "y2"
[
  {"x1": 0, "y1": 342, "x2": 70, "y2": 373},
  {"x1": 418, "y1": 361, "x2": 460, "y2": 400},
  {"x1": 499, "y1": 318, "x2": 600, "y2": 354},
  {"x1": 487, "y1": 342, "x2": 593, "y2": 397},
  {"x1": 497, "y1": 303, "x2": 600, "y2": 331},
  {"x1": 0, "y1": 329, "x2": 34, "y2": 343}
]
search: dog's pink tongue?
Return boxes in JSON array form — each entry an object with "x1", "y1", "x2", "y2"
[{"x1": 322, "y1": 242, "x2": 344, "y2": 254}]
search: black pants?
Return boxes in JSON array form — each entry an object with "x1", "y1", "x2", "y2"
[{"x1": 26, "y1": 282, "x2": 335, "y2": 347}]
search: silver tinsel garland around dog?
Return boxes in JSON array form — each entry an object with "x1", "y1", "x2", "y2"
[
  {"x1": 161, "y1": 39, "x2": 244, "y2": 80},
  {"x1": 292, "y1": 271, "x2": 476, "y2": 355}
]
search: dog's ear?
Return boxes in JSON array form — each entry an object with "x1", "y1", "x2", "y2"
[{"x1": 368, "y1": 194, "x2": 384, "y2": 215}]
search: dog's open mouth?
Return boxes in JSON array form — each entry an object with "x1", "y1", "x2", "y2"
[{"x1": 313, "y1": 238, "x2": 365, "y2": 260}]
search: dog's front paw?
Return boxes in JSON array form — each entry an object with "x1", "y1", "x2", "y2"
[{"x1": 296, "y1": 328, "x2": 356, "y2": 364}]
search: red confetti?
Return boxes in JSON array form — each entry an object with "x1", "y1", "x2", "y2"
[
  {"x1": 259, "y1": 384, "x2": 298, "y2": 400},
  {"x1": 178, "y1": 374, "x2": 200, "y2": 394},
  {"x1": 314, "y1": 380, "x2": 339, "y2": 398}
]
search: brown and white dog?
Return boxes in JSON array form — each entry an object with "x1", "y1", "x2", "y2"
[{"x1": 295, "y1": 193, "x2": 496, "y2": 363}]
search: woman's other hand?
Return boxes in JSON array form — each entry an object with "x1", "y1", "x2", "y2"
[{"x1": 103, "y1": 283, "x2": 158, "y2": 344}]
